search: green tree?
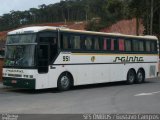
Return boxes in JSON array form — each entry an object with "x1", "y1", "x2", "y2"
[{"x1": 128, "y1": 0, "x2": 147, "y2": 35}]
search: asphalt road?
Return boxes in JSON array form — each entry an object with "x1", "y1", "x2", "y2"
[{"x1": 0, "y1": 77, "x2": 160, "y2": 114}]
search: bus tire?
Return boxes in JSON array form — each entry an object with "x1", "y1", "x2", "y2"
[
  {"x1": 135, "y1": 69, "x2": 145, "y2": 84},
  {"x1": 126, "y1": 69, "x2": 136, "y2": 84},
  {"x1": 57, "y1": 72, "x2": 72, "y2": 91}
]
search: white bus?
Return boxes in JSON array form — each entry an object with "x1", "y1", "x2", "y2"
[{"x1": 3, "y1": 26, "x2": 159, "y2": 91}]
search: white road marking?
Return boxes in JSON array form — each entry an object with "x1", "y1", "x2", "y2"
[{"x1": 134, "y1": 91, "x2": 160, "y2": 96}]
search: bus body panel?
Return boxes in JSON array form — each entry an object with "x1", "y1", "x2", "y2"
[
  {"x1": 44, "y1": 52, "x2": 158, "y2": 88},
  {"x1": 3, "y1": 53, "x2": 158, "y2": 90}
]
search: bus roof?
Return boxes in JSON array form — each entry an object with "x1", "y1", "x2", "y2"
[
  {"x1": 62, "y1": 29, "x2": 158, "y2": 40},
  {"x1": 8, "y1": 26, "x2": 58, "y2": 35},
  {"x1": 8, "y1": 26, "x2": 158, "y2": 40}
]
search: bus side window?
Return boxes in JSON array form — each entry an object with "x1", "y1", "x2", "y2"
[
  {"x1": 94, "y1": 37, "x2": 100, "y2": 50},
  {"x1": 98, "y1": 37, "x2": 103, "y2": 50},
  {"x1": 68, "y1": 35, "x2": 74, "y2": 49},
  {"x1": 114, "y1": 39, "x2": 119, "y2": 51},
  {"x1": 146, "y1": 41, "x2": 151, "y2": 52},
  {"x1": 107, "y1": 39, "x2": 111, "y2": 51},
  {"x1": 61, "y1": 34, "x2": 69, "y2": 49},
  {"x1": 111, "y1": 39, "x2": 114, "y2": 51},
  {"x1": 139, "y1": 41, "x2": 144, "y2": 52},
  {"x1": 154, "y1": 41, "x2": 157, "y2": 52},
  {"x1": 80, "y1": 36, "x2": 86, "y2": 49},
  {"x1": 151, "y1": 41, "x2": 157, "y2": 52},
  {"x1": 125, "y1": 40, "x2": 131, "y2": 52},
  {"x1": 62, "y1": 34, "x2": 81, "y2": 50},
  {"x1": 132, "y1": 40, "x2": 139, "y2": 52},
  {"x1": 85, "y1": 36, "x2": 92, "y2": 50},
  {"x1": 119, "y1": 39, "x2": 124, "y2": 51},
  {"x1": 103, "y1": 38, "x2": 112, "y2": 51},
  {"x1": 73, "y1": 35, "x2": 81, "y2": 49},
  {"x1": 111, "y1": 39, "x2": 119, "y2": 51},
  {"x1": 103, "y1": 38, "x2": 107, "y2": 50}
]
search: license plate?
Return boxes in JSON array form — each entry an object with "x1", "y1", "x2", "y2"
[{"x1": 12, "y1": 80, "x2": 17, "y2": 84}]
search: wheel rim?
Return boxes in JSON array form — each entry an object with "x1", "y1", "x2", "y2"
[
  {"x1": 137, "y1": 72, "x2": 143, "y2": 82},
  {"x1": 60, "y1": 76, "x2": 69, "y2": 88},
  {"x1": 128, "y1": 72, "x2": 135, "y2": 83}
]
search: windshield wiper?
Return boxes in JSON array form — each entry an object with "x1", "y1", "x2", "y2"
[{"x1": 15, "y1": 57, "x2": 24, "y2": 66}]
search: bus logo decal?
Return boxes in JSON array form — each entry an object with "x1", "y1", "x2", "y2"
[
  {"x1": 91, "y1": 56, "x2": 96, "y2": 62},
  {"x1": 113, "y1": 56, "x2": 144, "y2": 62}
]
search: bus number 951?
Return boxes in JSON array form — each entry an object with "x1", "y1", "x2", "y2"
[{"x1": 63, "y1": 56, "x2": 70, "y2": 62}]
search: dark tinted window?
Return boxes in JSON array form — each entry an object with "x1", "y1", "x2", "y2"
[
  {"x1": 61, "y1": 33, "x2": 157, "y2": 53},
  {"x1": 113, "y1": 39, "x2": 119, "y2": 51},
  {"x1": 119, "y1": 39, "x2": 125, "y2": 51},
  {"x1": 139, "y1": 41, "x2": 145, "y2": 51},
  {"x1": 132, "y1": 40, "x2": 139, "y2": 51},
  {"x1": 151, "y1": 41, "x2": 157, "y2": 52},
  {"x1": 61, "y1": 33, "x2": 81, "y2": 50},
  {"x1": 146, "y1": 41, "x2": 151, "y2": 52},
  {"x1": 125, "y1": 40, "x2": 132, "y2": 51}
]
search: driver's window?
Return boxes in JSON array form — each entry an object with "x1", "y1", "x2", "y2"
[{"x1": 39, "y1": 37, "x2": 57, "y2": 62}]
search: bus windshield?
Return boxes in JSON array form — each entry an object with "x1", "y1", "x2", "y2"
[
  {"x1": 4, "y1": 34, "x2": 37, "y2": 67},
  {"x1": 5, "y1": 45, "x2": 36, "y2": 67}
]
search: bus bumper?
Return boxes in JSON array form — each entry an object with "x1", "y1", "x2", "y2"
[{"x1": 3, "y1": 77, "x2": 36, "y2": 89}]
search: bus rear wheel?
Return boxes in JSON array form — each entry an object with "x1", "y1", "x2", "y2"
[
  {"x1": 126, "y1": 69, "x2": 136, "y2": 84},
  {"x1": 57, "y1": 72, "x2": 72, "y2": 91},
  {"x1": 135, "y1": 69, "x2": 145, "y2": 84}
]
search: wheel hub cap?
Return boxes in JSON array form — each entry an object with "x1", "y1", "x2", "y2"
[{"x1": 61, "y1": 76, "x2": 69, "y2": 88}]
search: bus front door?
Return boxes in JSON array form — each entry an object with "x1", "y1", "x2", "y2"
[
  {"x1": 37, "y1": 44, "x2": 49, "y2": 89},
  {"x1": 36, "y1": 32, "x2": 58, "y2": 89}
]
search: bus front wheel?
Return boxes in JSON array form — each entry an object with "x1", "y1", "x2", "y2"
[
  {"x1": 126, "y1": 69, "x2": 136, "y2": 84},
  {"x1": 57, "y1": 72, "x2": 72, "y2": 91}
]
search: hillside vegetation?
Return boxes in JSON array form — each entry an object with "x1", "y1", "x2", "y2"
[{"x1": 0, "y1": 0, "x2": 160, "y2": 37}]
